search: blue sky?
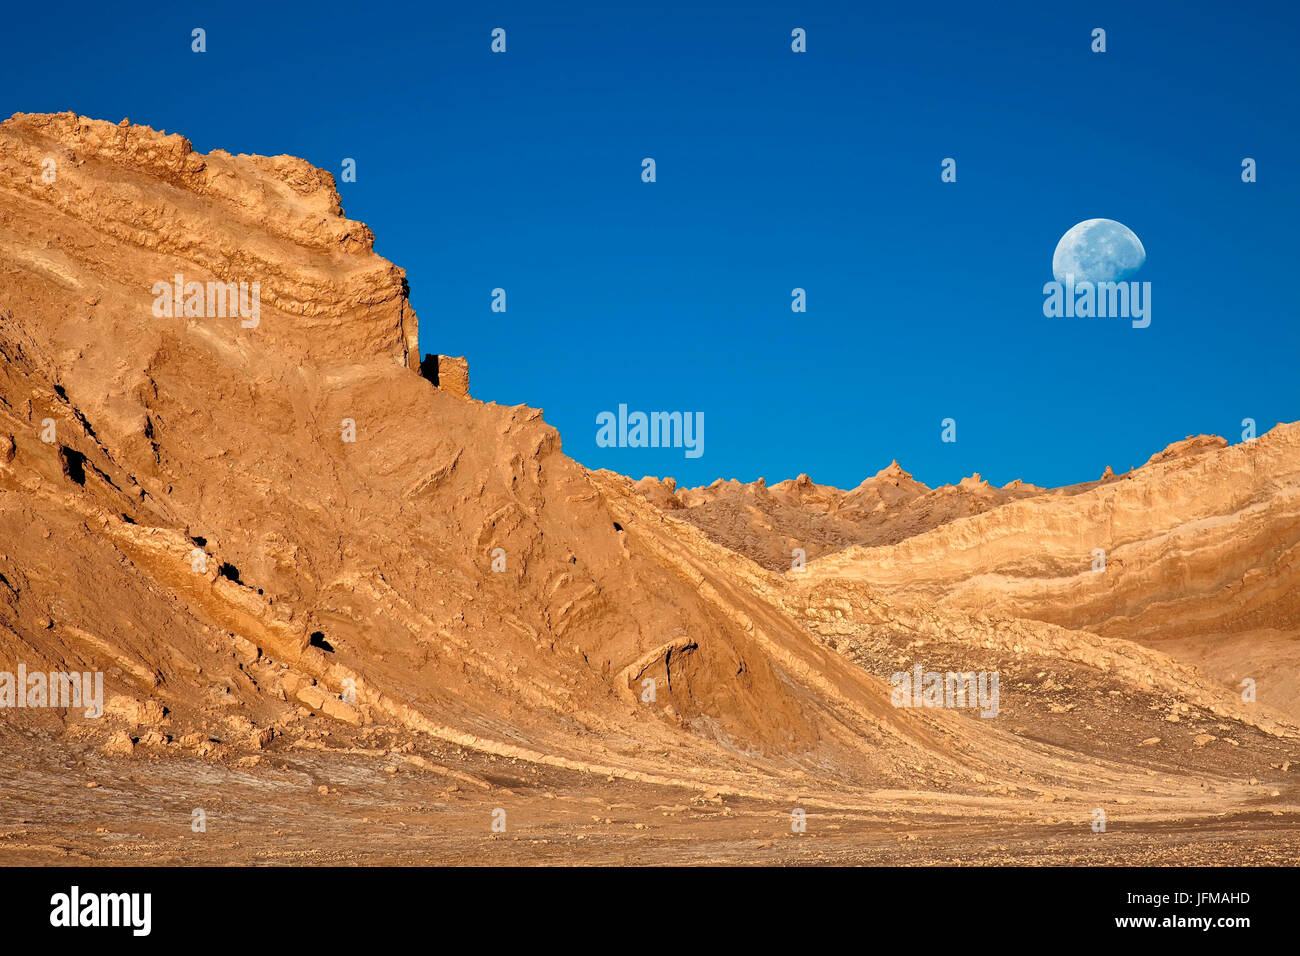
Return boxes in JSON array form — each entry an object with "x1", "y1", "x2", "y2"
[{"x1": 3, "y1": 0, "x2": 1296, "y2": 489}]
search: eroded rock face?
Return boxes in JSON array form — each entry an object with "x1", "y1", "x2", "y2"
[
  {"x1": 796, "y1": 427, "x2": 1300, "y2": 642},
  {"x1": 0, "y1": 112, "x2": 419, "y2": 372},
  {"x1": 0, "y1": 112, "x2": 979, "y2": 794}
]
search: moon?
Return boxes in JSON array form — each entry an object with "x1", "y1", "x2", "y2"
[{"x1": 1052, "y1": 219, "x2": 1145, "y2": 284}]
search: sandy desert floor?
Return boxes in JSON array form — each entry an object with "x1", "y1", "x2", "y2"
[{"x1": 5, "y1": 720, "x2": 1298, "y2": 866}]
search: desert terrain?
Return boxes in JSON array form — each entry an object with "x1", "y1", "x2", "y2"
[{"x1": 0, "y1": 113, "x2": 1296, "y2": 865}]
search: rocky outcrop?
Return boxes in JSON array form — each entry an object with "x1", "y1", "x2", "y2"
[
  {"x1": 420, "y1": 353, "x2": 470, "y2": 398},
  {"x1": 0, "y1": 112, "x2": 420, "y2": 372},
  {"x1": 0, "y1": 112, "x2": 1040, "y2": 796}
]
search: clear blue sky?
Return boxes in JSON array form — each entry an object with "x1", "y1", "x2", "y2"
[{"x1": 4, "y1": 0, "x2": 1296, "y2": 489}]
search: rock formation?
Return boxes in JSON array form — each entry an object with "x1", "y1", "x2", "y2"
[
  {"x1": 791, "y1": 426, "x2": 1300, "y2": 721},
  {"x1": 420, "y1": 353, "x2": 470, "y2": 398},
  {"x1": 637, "y1": 460, "x2": 1063, "y2": 571}
]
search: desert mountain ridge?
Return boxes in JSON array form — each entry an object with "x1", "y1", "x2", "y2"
[
  {"x1": 643, "y1": 428, "x2": 1231, "y2": 501},
  {"x1": 631, "y1": 431, "x2": 1239, "y2": 572},
  {"x1": 1, "y1": 112, "x2": 1296, "y2": 864}
]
